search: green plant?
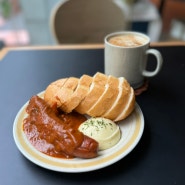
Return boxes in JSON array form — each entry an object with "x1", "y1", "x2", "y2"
[{"x1": 0, "y1": 0, "x2": 11, "y2": 18}]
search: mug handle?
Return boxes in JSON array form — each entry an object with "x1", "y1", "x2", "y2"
[{"x1": 142, "y1": 49, "x2": 163, "y2": 77}]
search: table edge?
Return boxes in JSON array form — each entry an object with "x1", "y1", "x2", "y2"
[
  {"x1": 0, "y1": 41, "x2": 185, "y2": 61},
  {"x1": 0, "y1": 44, "x2": 104, "y2": 61}
]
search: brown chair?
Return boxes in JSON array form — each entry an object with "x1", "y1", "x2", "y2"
[
  {"x1": 161, "y1": 0, "x2": 185, "y2": 33},
  {"x1": 50, "y1": 0, "x2": 129, "y2": 44}
]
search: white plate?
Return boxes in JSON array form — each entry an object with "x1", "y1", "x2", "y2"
[{"x1": 13, "y1": 91, "x2": 144, "y2": 173}]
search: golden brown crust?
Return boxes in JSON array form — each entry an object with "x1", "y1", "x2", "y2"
[
  {"x1": 75, "y1": 73, "x2": 108, "y2": 114},
  {"x1": 114, "y1": 88, "x2": 135, "y2": 122},
  {"x1": 44, "y1": 78, "x2": 68, "y2": 107},
  {"x1": 55, "y1": 77, "x2": 79, "y2": 110},
  {"x1": 44, "y1": 72, "x2": 135, "y2": 121},
  {"x1": 102, "y1": 77, "x2": 131, "y2": 120},
  {"x1": 87, "y1": 75, "x2": 119, "y2": 117},
  {"x1": 61, "y1": 75, "x2": 92, "y2": 113}
]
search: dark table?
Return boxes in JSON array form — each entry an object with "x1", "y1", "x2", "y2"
[{"x1": 0, "y1": 44, "x2": 185, "y2": 185}]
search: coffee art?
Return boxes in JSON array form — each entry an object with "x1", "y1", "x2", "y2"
[
  {"x1": 108, "y1": 34, "x2": 148, "y2": 47},
  {"x1": 104, "y1": 31, "x2": 163, "y2": 88}
]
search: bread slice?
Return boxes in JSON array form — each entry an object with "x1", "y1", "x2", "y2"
[
  {"x1": 61, "y1": 74, "x2": 92, "y2": 113},
  {"x1": 75, "y1": 72, "x2": 108, "y2": 114},
  {"x1": 44, "y1": 78, "x2": 68, "y2": 107},
  {"x1": 102, "y1": 77, "x2": 130, "y2": 120},
  {"x1": 44, "y1": 72, "x2": 135, "y2": 121},
  {"x1": 87, "y1": 75, "x2": 119, "y2": 117},
  {"x1": 54, "y1": 77, "x2": 79, "y2": 109},
  {"x1": 114, "y1": 87, "x2": 135, "y2": 121},
  {"x1": 92, "y1": 72, "x2": 108, "y2": 86}
]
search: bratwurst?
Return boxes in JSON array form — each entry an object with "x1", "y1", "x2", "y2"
[{"x1": 23, "y1": 95, "x2": 98, "y2": 159}]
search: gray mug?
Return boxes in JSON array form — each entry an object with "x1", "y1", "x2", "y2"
[{"x1": 104, "y1": 31, "x2": 163, "y2": 89}]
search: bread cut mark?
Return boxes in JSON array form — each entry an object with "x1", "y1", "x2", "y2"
[
  {"x1": 54, "y1": 77, "x2": 79, "y2": 110},
  {"x1": 102, "y1": 77, "x2": 130, "y2": 120},
  {"x1": 92, "y1": 72, "x2": 108, "y2": 86},
  {"x1": 75, "y1": 73, "x2": 108, "y2": 114},
  {"x1": 75, "y1": 82, "x2": 104, "y2": 114},
  {"x1": 87, "y1": 75, "x2": 119, "y2": 117},
  {"x1": 79, "y1": 74, "x2": 93, "y2": 87},
  {"x1": 52, "y1": 78, "x2": 67, "y2": 87},
  {"x1": 114, "y1": 88, "x2": 135, "y2": 122},
  {"x1": 44, "y1": 78, "x2": 68, "y2": 107},
  {"x1": 61, "y1": 75, "x2": 92, "y2": 113}
]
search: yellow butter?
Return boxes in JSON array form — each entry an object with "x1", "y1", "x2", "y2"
[{"x1": 78, "y1": 117, "x2": 121, "y2": 150}]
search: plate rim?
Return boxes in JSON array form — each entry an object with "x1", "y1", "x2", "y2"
[{"x1": 13, "y1": 92, "x2": 144, "y2": 173}]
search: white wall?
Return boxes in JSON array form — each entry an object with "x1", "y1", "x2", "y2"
[{"x1": 20, "y1": 0, "x2": 65, "y2": 45}]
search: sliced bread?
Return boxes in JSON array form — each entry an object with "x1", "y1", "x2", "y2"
[
  {"x1": 61, "y1": 74, "x2": 92, "y2": 113},
  {"x1": 87, "y1": 75, "x2": 119, "y2": 117},
  {"x1": 75, "y1": 72, "x2": 108, "y2": 114}
]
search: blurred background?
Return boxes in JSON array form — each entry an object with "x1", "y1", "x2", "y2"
[{"x1": 0, "y1": 0, "x2": 185, "y2": 48}]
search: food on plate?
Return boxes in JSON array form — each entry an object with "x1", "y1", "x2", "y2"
[
  {"x1": 23, "y1": 95, "x2": 99, "y2": 159},
  {"x1": 22, "y1": 72, "x2": 135, "y2": 160},
  {"x1": 44, "y1": 72, "x2": 135, "y2": 121},
  {"x1": 78, "y1": 118, "x2": 121, "y2": 150}
]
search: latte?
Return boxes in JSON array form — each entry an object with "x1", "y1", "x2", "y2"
[{"x1": 108, "y1": 34, "x2": 148, "y2": 47}]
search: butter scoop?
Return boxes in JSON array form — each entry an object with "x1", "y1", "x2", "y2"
[{"x1": 78, "y1": 117, "x2": 121, "y2": 150}]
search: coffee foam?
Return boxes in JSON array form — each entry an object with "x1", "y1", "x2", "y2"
[{"x1": 108, "y1": 34, "x2": 148, "y2": 47}]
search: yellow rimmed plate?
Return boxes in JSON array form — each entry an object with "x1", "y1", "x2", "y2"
[{"x1": 13, "y1": 91, "x2": 144, "y2": 173}]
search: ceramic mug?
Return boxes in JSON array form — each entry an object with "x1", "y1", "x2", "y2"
[{"x1": 104, "y1": 31, "x2": 163, "y2": 89}]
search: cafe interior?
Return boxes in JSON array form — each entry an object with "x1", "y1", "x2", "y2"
[
  {"x1": 1, "y1": 1, "x2": 185, "y2": 185},
  {"x1": 0, "y1": 0, "x2": 185, "y2": 47}
]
